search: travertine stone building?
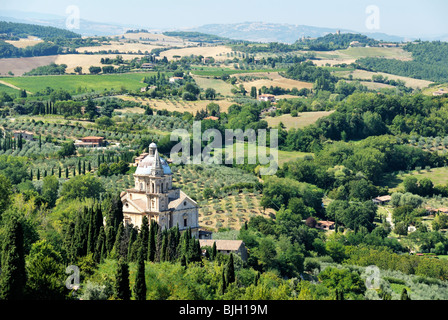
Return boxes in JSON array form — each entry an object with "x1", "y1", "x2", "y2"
[{"x1": 120, "y1": 143, "x2": 200, "y2": 237}]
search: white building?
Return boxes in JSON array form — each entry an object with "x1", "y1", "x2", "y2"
[{"x1": 120, "y1": 143, "x2": 200, "y2": 237}]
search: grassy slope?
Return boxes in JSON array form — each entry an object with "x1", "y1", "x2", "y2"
[{"x1": 0, "y1": 72, "x2": 159, "y2": 93}]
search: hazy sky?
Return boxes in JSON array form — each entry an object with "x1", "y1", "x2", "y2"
[{"x1": 1, "y1": 0, "x2": 447, "y2": 37}]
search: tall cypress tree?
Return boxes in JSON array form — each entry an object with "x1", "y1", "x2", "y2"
[
  {"x1": 114, "y1": 259, "x2": 130, "y2": 300},
  {"x1": 133, "y1": 247, "x2": 146, "y2": 300},
  {"x1": 111, "y1": 223, "x2": 124, "y2": 259},
  {"x1": 65, "y1": 167, "x2": 69, "y2": 179},
  {"x1": 140, "y1": 216, "x2": 149, "y2": 261},
  {"x1": 0, "y1": 216, "x2": 26, "y2": 300},
  {"x1": 226, "y1": 253, "x2": 235, "y2": 284},
  {"x1": 155, "y1": 226, "x2": 163, "y2": 263},
  {"x1": 148, "y1": 221, "x2": 157, "y2": 262},
  {"x1": 211, "y1": 241, "x2": 217, "y2": 260},
  {"x1": 93, "y1": 226, "x2": 106, "y2": 264}
]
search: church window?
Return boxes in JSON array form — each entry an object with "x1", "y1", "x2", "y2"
[{"x1": 184, "y1": 217, "x2": 188, "y2": 227}]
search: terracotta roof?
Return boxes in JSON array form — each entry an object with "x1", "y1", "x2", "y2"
[
  {"x1": 199, "y1": 240, "x2": 245, "y2": 251},
  {"x1": 374, "y1": 195, "x2": 391, "y2": 201},
  {"x1": 204, "y1": 116, "x2": 219, "y2": 121},
  {"x1": 82, "y1": 136, "x2": 104, "y2": 140}
]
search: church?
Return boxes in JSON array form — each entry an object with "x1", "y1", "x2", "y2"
[{"x1": 120, "y1": 142, "x2": 200, "y2": 237}]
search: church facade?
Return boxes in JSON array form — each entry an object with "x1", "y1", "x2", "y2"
[{"x1": 120, "y1": 143, "x2": 200, "y2": 237}]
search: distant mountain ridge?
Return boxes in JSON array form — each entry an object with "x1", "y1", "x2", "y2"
[
  {"x1": 187, "y1": 21, "x2": 406, "y2": 44},
  {"x1": 1, "y1": 10, "x2": 444, "y2": 43}
]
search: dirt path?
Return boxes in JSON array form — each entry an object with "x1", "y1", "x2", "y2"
[{"x1": 0, "y1": 80, "x2": 32, "y2": 95}]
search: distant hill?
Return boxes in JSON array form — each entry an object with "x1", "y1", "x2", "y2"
[
  {"x1": 0, "y1": 10, "x2": 133, "y2": 37},
  {"x1": 0, "y1": 21, "x2": 81, "y2": 40},
  {"x1": 188, "y1": 21, "x2": 406, "y2": 44}
]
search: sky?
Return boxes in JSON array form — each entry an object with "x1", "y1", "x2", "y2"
[{"x1": 1, "y1": 0, "x2": 447, "y2": 37}]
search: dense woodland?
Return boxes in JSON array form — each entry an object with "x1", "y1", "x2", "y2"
[{"x1": 356, "y1": 41, "x2": 448, "y2": 82}]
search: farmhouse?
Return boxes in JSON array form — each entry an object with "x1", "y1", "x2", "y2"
[
  {"x1": 12, "y1": 130, "x2": 35, "y2": 141},
  {"x1": 169, "y1": 76, "x2": 184, "y2": 83},
  {"x1": 349, "y1": 41, "x2": 364, "y2": 47},
  {"x1": 373, "y1": 195, "x2": 391, "y2": 205},
  {"x1": 120, "y1": 143, "x2": 200, "y2": 237},
  {"x1": 141, "y1": 63, "x2": 154, "y2": 70},
  {"x1": 258, "y1": 94, "x2": 276, "y2": 102},
  {"x1": 199, "y1": 239, "x2": 248, "y2": 261},
  {"x1": 316, "y1": 220, "x2": 335, "y2": 231},
  {"x1": 74, "y1": 136, "x2": 105, "y2": 148}
]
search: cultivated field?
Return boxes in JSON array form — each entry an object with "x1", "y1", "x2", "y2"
[
  {"x1": 333, "y1": 69, "x2": 433, "y2": 90},
  {"x1": 160, "y1": 45, "x2": 233, "y2": 61},
  {"x1": 0, "y1": 72, "x2": 157, "y2": 93},
  {"x1": 264, "y1": 111, "x2": 334, "y2": 130},
  {"x1": 76, "y1": 41, "x2": 163, "y2": 54},
  {"x1": 0, "y1": 55, "x2": 58, "y2": 76},
  {"x1": 5, "y1": 36, "x2": 44, "y2": 48},
  {"x1": 117, "y1": 32, "x2": 187, "y2": 46},
  {"x1": 191, "y1": 74, "x2": 236, "y2": 96},
  {"x1": 54, "y1": 54, "x2": 145, "y2": 73},
  {"x1": 235, "y1": 71, "x2": 314, "y2": 92},
  {"x1": 117, "y1": 95, "x2": 236, "y2": 113}
]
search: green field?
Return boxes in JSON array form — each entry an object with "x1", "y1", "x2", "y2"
[
  {"x1": 190, "y1": 67, "x2": 285, "y2": 77},
  {"x1": 192, "y1": 75, "x2": 236, "y2": 96},
  {"x1": 219, "y1": 142, "x2": 313, "y2": 167},
  {"x1": 380, "y1": 167, "x2": 448, "y2": 192},
  {"x1": 0, "y1": 82, "x2": 21, "y2": 96},
  {"x1": 0, "y1": 72, "x2": 160, "y2": 94}
]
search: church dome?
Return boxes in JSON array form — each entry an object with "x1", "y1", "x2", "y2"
[{"x1": 135, "y1": 151, "x2": 172, "y2": 175}]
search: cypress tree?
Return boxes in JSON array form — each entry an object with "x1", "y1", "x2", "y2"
[
  {"x1": 88, "y1": 161, "x2": 91, "y2": 173},
  {"x1": 82, "y1": 161, "x2": 86, "y2": 175},
  {"x1": 211, "y1": 241, "x2": 217, "y2": 260},
  {"x1": 226, "y1": 253, "x2": 235, "y2": 284},
  {"x1": 133, "y1": 247, "x2": 146, "y2": 300},
  {"x1": 140, "y1": 216, "x2": 149, "y2": 260},
  {"x1": 65, "y1": 167, "x2": 69, "y2": 178},
  {"x1": 111, "y1": 223, "x2": 124, "y2": 259},
  {"x1": 400, "y1": 288, "x2": 410, "y2": 300},
  {"x1": 29, "y1": 169, "x2": 33, "y2": 181},
  {"x1": 37, "y1": 168, "x2": 40, "y2": 181},
  {"x1": 220, "y1": 268, "x2": 227, "y2": 295},
  {"x1": 17, "y1": 134, "x2": 22, "y2": 150},
  {"x1": 78, "y1": 161, "x2": 81, "y2": 175},
  {"x1": 39, "y1": 135, "x2": 42, "y2": 149},
  {"x1": 148, "y1": 220, "x2": 157, "y2": 262},
  {"x1": 58, "y1": 167, "x2": 62, "y2": 179},
  {"x1": 155, "y1": 227, "x2": 163, "y2": 263},
  {"x1": 114, "y1": 259, "x2": 130, "y2": 300},
  {"x1": 0, "y1": 216, "x2": 26, "y2": 300},
  {"x1": 93, "y1": 226, "x2": 106, "y2": 264},
  {"x1": 73, "y1": 166, "x2": 76, "y2": 177}
]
